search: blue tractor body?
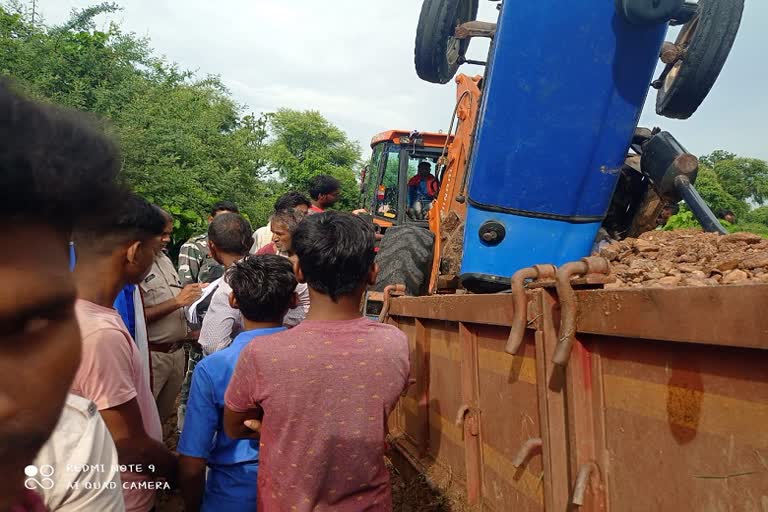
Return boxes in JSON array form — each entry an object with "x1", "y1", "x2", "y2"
[{"x1": 460, "y1": 2, "x2": 668, "y2": 291}]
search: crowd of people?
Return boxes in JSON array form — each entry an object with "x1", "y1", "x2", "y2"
[{"x1": 1, "y1": 81, "x2": 410, "y2": 512}]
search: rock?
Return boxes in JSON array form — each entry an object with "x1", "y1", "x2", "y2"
[
  {"x1": 658, "y1": 275, "x2": 681, "y2": 286},
  {"x1": 634, "y1": 239, "x2": 659, "y2": 253},
  {"x1": 682, "y1": 277, "x2": 708, "y2": 287},
  {"x1": 601, "y1": 229, "x2": 767, "y2": 289},
  {"x1": 719, "y1": 232, "x2": 763, "y2": 245},
  {"x1": 599, "y1": 246, "x2": 620, "y2": 261},
  {"x1": 741, "y1": 252, "x2": 768, "y2": 270},
  {"x1": 629, "y1": 259, "x2": 653, "y2": 271},
  {"x1": 722, "y1": 269, "x2": 749, "y2": 285},
  {"x1": 714, "y1": 257, "x2": 744, "y2": 272},
  {"x1": 676, "y1": 254, "x2": 697, "y2": 263}
]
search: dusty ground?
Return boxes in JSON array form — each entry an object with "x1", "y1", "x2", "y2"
[
  {"x1": 600, "y1": 229, "x2": 768, "y2": 288},
  {"x1": 388, "y1": 458, "x2": 455, "y2": 512}
]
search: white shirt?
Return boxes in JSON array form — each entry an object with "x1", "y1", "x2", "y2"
[
  {"x1": 199, "y1": 279, "x2": 241, "y2": 355},
  {"x1": 32, "y1": 394, "x2": 124, "y2": 512},
  {"x1": 132, "y1": 286, "x2": 150, "y2": 387},
  {"x1": 283, "y1": 283, "x2": 310, "y2": 328},
  {"x1": 250, "y1": 223, "x2": 272, "y2": 254},
  {"x1": 200, "y1": 280, "x2": 310, "y2": 354}
]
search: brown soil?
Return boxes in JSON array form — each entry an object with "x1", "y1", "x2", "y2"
[
  {"x1": 440, "y1": 211, "x2": 465, "y2": 276},
  {"x1": 388, "y1": 458, "x2": 455, "y2": 512},
  {"x1": 599, "y1": 229, "x2": 768, "y2": 288}
]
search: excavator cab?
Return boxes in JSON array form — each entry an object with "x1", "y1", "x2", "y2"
[{"x1": 361, "y1": 130, "x2": 452, "y2": 233}]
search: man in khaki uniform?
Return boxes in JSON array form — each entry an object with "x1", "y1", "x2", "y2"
[{"x1": 141, "y1": 209, "x2": 202, "y2": 422}]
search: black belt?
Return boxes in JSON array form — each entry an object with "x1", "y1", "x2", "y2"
[{"x1": 149, "y1": 342, "x2": 184, "y2": 354}]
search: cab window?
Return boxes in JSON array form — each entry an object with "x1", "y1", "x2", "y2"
[
  {"x1": 375, "y1": 147, "x2": 402, "y2": 219},
  {"x1": 362, "y1": 143, "x2": 385, "y2": 210}
]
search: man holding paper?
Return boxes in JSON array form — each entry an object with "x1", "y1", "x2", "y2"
[{"x1": 141, "y1": 208, "x2": 203, "y2": 423}]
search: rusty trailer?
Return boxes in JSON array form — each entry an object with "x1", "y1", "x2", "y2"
[{"x1": 384, "y1": 283, "x2": 768, "y2": 510}]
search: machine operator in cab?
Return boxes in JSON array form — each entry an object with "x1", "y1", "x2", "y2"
[{"x1": 408, "y1": 161, "x2": 439, "y2": 218}]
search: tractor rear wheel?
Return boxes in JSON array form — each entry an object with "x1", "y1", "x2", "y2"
[
  {"x1": 655, "y1": 0, "x2": 744, "y2": 119},
  {"x1": 374, "y1": 225, "x2": 435, "y2": 296},
  {"x1": 415, "y1": 0, "x2": 479, "y2": 84}
]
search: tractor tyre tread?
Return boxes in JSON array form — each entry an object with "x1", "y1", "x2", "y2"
[
  {"x1": 374, "y1": 225, "x2": 435, "y2": 296},
  {"x1": 656, "y1": 0, "x2": 744, "y2": 119}
]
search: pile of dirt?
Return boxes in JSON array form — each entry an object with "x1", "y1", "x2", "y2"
[
  {"x1": 600, "y1": 229, "x2": 768, "y2": 288},
  {"x1": 388, "y1": 458, "x2": 454, "y2": 512}
]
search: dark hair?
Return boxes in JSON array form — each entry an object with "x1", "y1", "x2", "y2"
[
  {"x1": 210, "y1": 200, "x2": 239, "y2": 217},
  {"x1": 271, "y1": 208, "x2": 305, "y2": 234},
  {"x1": 227, "y1": 255, "x2": 297, "y2": 322},
  {"x1": 74, "y1": 192, "x2": 166, "y2": 255},
  {"x1": 274, "y1": 191, "x2": 311, "y2": 211},
  {"x1": 292, "y1": 211, "x2": 375, "y2": 302},
  {"x1": 418, "y1": 161, "x2": 431, "y2": 169},
  {"x1": 208, "y1": 213, "x2": 253, "y2": 255},
  {"x1": 717, "y1": 209, "x2": 735, "y2": 218},
  {"x1": 0, "y1": 80, "x2": 122, "y2": 232},
  {"x1": 308, "y1": 175, "x2": 341, "y2": 200},
  {"x1": 155, "y1": 205, "x2": 173, "y2": 224}
]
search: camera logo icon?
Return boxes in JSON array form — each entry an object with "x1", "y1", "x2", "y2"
[{"x1": 24, "y1": 464, "x2": 55, "y2": 490}]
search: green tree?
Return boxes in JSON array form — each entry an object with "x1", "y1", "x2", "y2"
[
  {"x1": 0, "y1": 3, "x2": 281, "y2": 253},
  {"x1": 691, "y1": 165, "x2": 748, "y2": 218},
  {"x1": 663, "y1": 151, "x2": 768, "y2": 238},
  {"x1": 698, "y1": 149, "x2": 736, "y2": 168},
  {"x1": 711, "y1": 158, "x2": 768, "y2": 205},
  {"x1": 265, "y1": 109, "x2": 362, "y2": 210}
]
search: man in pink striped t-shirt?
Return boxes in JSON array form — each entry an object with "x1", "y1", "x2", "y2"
[
  {"x1": 224, "y1": 212, "x2": 409, "y2": 511},
  {"x1": 71, "y1": 195, "x2": 178, "y2": 512}
]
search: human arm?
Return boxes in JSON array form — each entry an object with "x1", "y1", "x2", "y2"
[
  {"x1": 222, "y1": 347, "x2": 265, "y2": 439},
  {"x1": 143, "y1": 284, "x2": 202, "y2": 323},
  {"x1": 223, "y1": 406, "x2": 264, "y2": 440},
  {"x1": 178, "y1": 241, "x2": 203, "y2": 286},
  {"x1": 177, "y1": 366, "x2": 217, "y2": 511},
  {"x1": 178, "y1": 456, "x2": 206, "y2": 512},
  {"x1": 76, "y1": 329, "x2": 177, "y2": 482},
  {"x1": 100, "y1": 399, "x2": 178, "y2": 483}
]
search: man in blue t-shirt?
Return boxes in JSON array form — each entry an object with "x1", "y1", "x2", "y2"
[{"x1": 177, "y1": 254, "x2": 298, "y2": 511}]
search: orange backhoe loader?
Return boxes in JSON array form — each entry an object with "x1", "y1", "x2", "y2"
[{"x1": 360, "y1": 74, "x2": 481, "y2": 297}]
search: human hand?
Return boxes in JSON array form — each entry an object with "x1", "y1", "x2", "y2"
[
  {"x1": 176, "y1": 284, "x2": 203, "y2": 307},
  {"x1": 243, "y1": 419, "x2": 262, "y2": 433}
]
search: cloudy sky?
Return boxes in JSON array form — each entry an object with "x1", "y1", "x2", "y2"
[{"x1": 38, "y1": 0, "x2": 767, "y2": 160}]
